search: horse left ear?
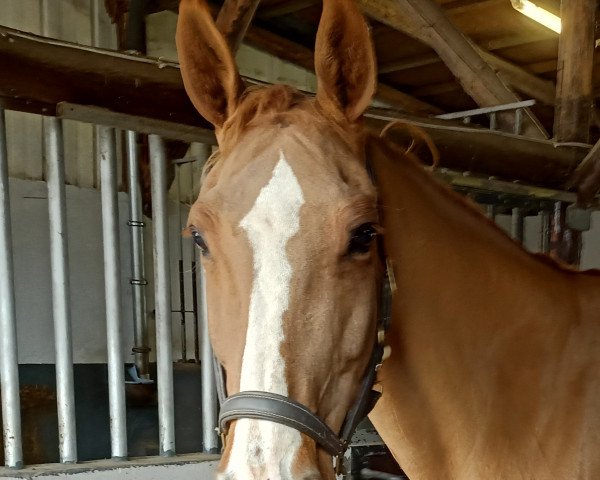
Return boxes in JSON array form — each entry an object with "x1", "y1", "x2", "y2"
[
  {"x1": 314, "y1": 0, "x2": 376, "y2": 122},
  {"x1": 176, "y1": 0, "x2": 244, "y2": 129}
]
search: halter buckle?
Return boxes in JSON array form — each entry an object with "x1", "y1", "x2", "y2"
[{"x1": 334, "y1": 454, "x2": 346, "y2": 476}]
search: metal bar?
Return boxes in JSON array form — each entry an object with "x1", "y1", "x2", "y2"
[
  {"x1": 98, "y1": 125, "x2": 128, "y2": 459},
  {"x1": 435, "y1": 99, "x2": 536, "y2": 120},
  {"x1": 360, "y1": 468, "x2": 406, "y2": 480},
  {"x1": 178, "y1": 260, "x2": 187, "y2": 361},
  {"x1": 176, "y1": 169, "x2": 187, "y2": 362},
  {"x1": 44, "y1": 116, "x2": 77, "y2": 464},
  {"x1": 0, "y1": 108, "x2": 23, "y2": 469},
  {"x1": 486, "y1": 204, "x2": 496, "y2": 220},
  {"x1": 191, "y1": 259, "x2": 200, "y2": 363},
  {"x1": 489, "y1": 112, "x2": 497, "y2": 130},
  {"x1": 200, "y1": 265, "x2": 219, "y2": 452},
  {"x1": 191, "y1": 157, "x2": 200, "y2": 364},
  {"x1": 541, "y1": 210, "x2": 551, "y2": 253},
  {"x1": 514, "y1": 108, "x2": 523, "y2": 135},
  {"x1": 511, "y1": 207, "x2": 525, "y2": 244},
  {"x1": 126, "y1": 131, "x2": 150, "y2": 378},
  {"x1": 149, "y1": 135, "x2": 176, "y2": 456}
]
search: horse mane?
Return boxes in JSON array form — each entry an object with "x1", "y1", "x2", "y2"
[
  {"x1": 219, "y1": 84, "x2": 308, "y2": 151},
  {"x1": 371, "y1": 130, "x2": 600, "y2": 277},
  {"x1": 205, "y1": 83, "x2": 367, "y2": 177}
]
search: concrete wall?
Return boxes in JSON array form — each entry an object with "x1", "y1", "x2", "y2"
[
  {"x1": 1, "y1": 0, "x2": 116, "y2": 188},
  {"x1": 10, "y1": 175, "x2": 203, "y2": 364}
]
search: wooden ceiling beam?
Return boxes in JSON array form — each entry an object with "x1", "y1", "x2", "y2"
[
  {"x1": 479, "y1": 50, "x2": 556, "y2": 105},
  {"x1": 358, "y1": 0, "x2": 547, "y2": 138},
  {"x1": 378, "y1": 53, "x2": 440, "y2": 74},
  {"x1": 216, "y1": 0, "x2": 261, "y2": 53},
  {"x1": 443, "y1": 0, "x2": 505, "y2": 15},
  {"x1": 244, "y1": 26, "x2": 442, "y2": 114}
]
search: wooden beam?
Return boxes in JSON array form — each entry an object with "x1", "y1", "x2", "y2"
[
  {"x1": 57, "y1": 102, "x2": 216, "y2": 144},
  {"x1": 378, "y1": 53, "x2": 440, "y2": 74},
  {"x1": 479, "y1": 50, "x2": 556, "y2": 105},
  {"x1": 553, "y1": 0, "x2": 595, "y2": 143},
  {"x1": 568, "y1": 138, "x2": 600, "y2": 207},
  {"x1": 216, "y1": 0, "x2": 261, "y2": 53},
  {"x1": 1, "y1": 27, "x2": 593, "y2": 190},
  {"x1": 366, "y1": 111, "x2": 589, "y2": 188},
  {"x1": 358, "y1": 0, "x2": 548, "y2": 137},
  {"x1": 0, "y1": 26, "x2": 212, "y2": 134},
  {"x1": 257, "y1": 0, "x2": 320, "y2": 19},
  {"x1": 243, "y1": 26, "x2": 442, "y2": 114},
  {"x1": 443, "y1": 0, "x2": 505, "y2": 15},
  {"x1": 551, "y1": 0, "x2": 595, "y2": 265}
]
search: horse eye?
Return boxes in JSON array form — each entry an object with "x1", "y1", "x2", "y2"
[
  {"x1": 191, "y1": 229, "x2": 209, "y2": 255},
  {"x1": 348, "y1": 223, "x2": 378, "y2": 255}
]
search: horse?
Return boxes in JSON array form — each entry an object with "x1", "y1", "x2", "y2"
[{"x1": 176, "y1": 0, "x2": 600, "y2": 478}]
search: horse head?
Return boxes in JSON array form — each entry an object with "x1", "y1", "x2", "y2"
[{"x1": 177, "y1": 0, "x2": 382, "y2": 478}]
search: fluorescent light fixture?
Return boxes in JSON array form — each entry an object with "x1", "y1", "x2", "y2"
[{"x1": 511, "y1": 0, "x2": 561, "y2": 34}]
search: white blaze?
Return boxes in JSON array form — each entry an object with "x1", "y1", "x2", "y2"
[{"x1": 224, "y1": 152, "x2": 305, "y2": 479}]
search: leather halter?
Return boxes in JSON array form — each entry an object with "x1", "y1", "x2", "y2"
[{"x1": 213, "y1": 262, "x2": 393, "y2": 474}]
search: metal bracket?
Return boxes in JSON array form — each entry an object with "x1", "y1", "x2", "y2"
[
  {"x1": 127, "y1": 220, "x2": 145, "y2": 227},
  {"x1": 566, "y1": 204, "x2": 592, "y2": 231}
]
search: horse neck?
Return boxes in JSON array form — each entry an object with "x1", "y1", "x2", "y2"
[
  {"x1": 374, "y1": 147, "x2": 600, "y2": 468},
  {"x1": 382, "y1": 154, "x2": 572, "y2": 347}
]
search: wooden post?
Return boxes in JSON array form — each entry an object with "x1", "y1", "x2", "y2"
[
  {"x1": 216, "y1": 0, "x2": 262, "y2": 53},
  {"x1": 553, "y1": 0, "x2": 595, "y2": 143},
  {"x1": 551, "y1": 0, "x2": 595, "y2": 265}
]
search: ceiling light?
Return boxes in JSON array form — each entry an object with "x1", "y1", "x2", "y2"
[{"x1": 511, "y1": 0, "x2": 561, "y2": 34}]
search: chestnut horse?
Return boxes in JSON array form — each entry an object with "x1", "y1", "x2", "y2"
[{"x1": 176, "y1": 0, "x2": 600, "y2": 478}]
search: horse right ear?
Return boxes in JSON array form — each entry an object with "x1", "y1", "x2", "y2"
[{"x1": 176, "y1": 0, "x2": 244, "y2": 129}]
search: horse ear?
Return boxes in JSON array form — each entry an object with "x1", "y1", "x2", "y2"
[
  {"x1": 314, "y1": 0, "x2": 376, "y2": 122},
  {"x1": 176, "y1": 0, "x2": 244, "y2": 129}
]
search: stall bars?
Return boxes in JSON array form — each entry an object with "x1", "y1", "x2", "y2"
[{"x1": 0, "y1": 106, "x2": 219, "y2": 469}]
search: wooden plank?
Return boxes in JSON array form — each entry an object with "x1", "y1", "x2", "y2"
[
  {"x1": 0, "y1": 26, "x2": 212, "y2": 132},
  {"x1": 216, "y1": 0, "x2": 262, "y2": 53},
  {"x1": 358, "y1": 0, "x2": 548, "y2": 138},
  {"x1": 57, "y1": 103, "x2": 217, "y2": 144},
  {"x1": 553, "y1": 0, "x2": 595, "y2": 143}
]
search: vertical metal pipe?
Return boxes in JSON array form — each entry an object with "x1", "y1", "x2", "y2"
[
  {"x1": 44, "y1": 116, "x2": 78, "y2": 464},
  {"x1": 489, "y1": 112, "x2": 497, "y2": 130},
  {"x1": 200, "y1": 265, "x2": 219, "y2": 452},
  {"x1": 0, "y1": 108, "x2": 23, "y2": 469},
  {"x1": 126, "y1": 131, "x2": 149, "y2": 378},
  {"x1": 511, "y1": 207, "x2": 524, "y2": 244},
  {"x1": 98, "y1": 125, "x2": 128, "y2": 459},
  {"x1": 176, "y1": 169, "x2": 187, "y2": 362},
  {"x1": 540, "y1": 210, "x2": 551, "y2": 254},
  {"x1": 91, "y1": 0, "x2": 103, "y2": 48},
  {"x1": 190, "y1": 155, "x2": 200, "y2": 364},
  {"x1": 149, "y1": 135, "x2": 176, "y2": 456},
  {"x1": 191, "y1": 257, "x2": 200, "y2": 364},
  {"x1": 514, "y1": 108, "x2": 523, "y2": 135},
  {"x1": 485, "y1": 204, "x2": 496, "y2": 221}
]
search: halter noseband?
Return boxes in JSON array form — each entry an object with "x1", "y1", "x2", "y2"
[{"x1": 213, "y1": 262, "x2": 393, "y2": 474}]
